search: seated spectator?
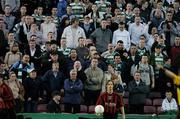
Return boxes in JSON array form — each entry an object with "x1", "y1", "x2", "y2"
[
  {"x1": 63, "y1": 69, "x2": 83, "y2": 113},
  {"x1": 47, "y1": 91, "x2": 61, "y2": 113},
  {"x1": 161, "y1": 90, "x2": 178, "y2": 113}
]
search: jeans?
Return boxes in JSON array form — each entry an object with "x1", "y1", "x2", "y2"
[{"x1": 24, "y1": 100, "x2": 37, "y2": 113}]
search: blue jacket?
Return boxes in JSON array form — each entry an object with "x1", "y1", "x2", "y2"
[
  {"x1": 63, "y1": 78, "x2": 83, "y2": 104},
  {"x1": 57, "y1": 0, "x2": 67, "y2": 17}
]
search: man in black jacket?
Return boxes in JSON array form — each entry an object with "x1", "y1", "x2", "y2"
[{"x1": 47, "y1": 91, "x2": 61, "y2": 113}]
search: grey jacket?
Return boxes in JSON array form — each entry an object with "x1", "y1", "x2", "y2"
[{"x1": 90, "y1": 28, "x2": 112, "y2": 53}]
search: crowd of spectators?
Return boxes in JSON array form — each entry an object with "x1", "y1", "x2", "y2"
[{"x1": 0, "y1": 0, "x2": 180, "y2": 116}]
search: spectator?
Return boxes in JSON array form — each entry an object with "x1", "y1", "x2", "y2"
[
  {"x1": 84, "y1": 58, "x2": 104, "y2": 106},
  {"x1": 43, "y1": 62, "x2": 64, "y2": 101},
  {"x1": 90, "y1": 19, "x2": 112, "y2": 53},
  {"x1": 133, "y1": 54, "x2": 155, "y2": 89},
  {"x1": 62, "y1": 18, "x2": 86, "y2": 48},
  {"x1": 161, "y1": 90, "x2": 178, "y2": 113},
  {"x1": 112, "y1": 22, "x2": 131, "y2": 51},
  {"x1": 2, "y1": 5, "x2": 16, "y2": 31},
  {"x1": 40, "y1": 15, "x2": 57, "y2": 44},
  {"x1": 32, "y1": 6, "x2": 45, "y2": 26},
  {"x1": 63, "y1": 69, "x2": 83, "y2": 113},
  {"x1": 4, "y1": 42, "x2": 22, "y2": 68},
  {"x1": 61, "y1": 6, "x2": 75, "y2": 20},
  {"x1": 6, "y1": 72, "x2": 24, "y2": 113},
  {"x1": 96, "y1": 80, "x2": 125, "y2": 119},
  {"x1": 128, "y1": 71, "x2": 149, "y2": 114},
  {"x1": 47, "y1": 91, "x2": 61, "y2": 113},
  {"x1": 1, "y1": 0, "x2": 20, "y2": 13},
  {"x1": 9, "y1": 54, "x2": 32, "y2": 83},
  {"x1": 58, "y1": 37, "x2": 71, "y2": 58},
  {"x1": 57, "y1": 0, "x2": 67, "y2": 17},
  {"x1": 23, "y1": 69, "x2": 43, "y2": 112},
  {"x1": 0, "y1": 73, "x2": 16, "y2": 119}
]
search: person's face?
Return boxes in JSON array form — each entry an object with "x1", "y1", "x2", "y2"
[
  {"x1": 114, "y1": 9, "x2": 120, "y2": 15},
  {"x1": 106, "y1": 81, "x2": 114, "y2": 92},
  {"x1": 135, "y1": 17, "x2": 141, "y2": 24},
  {"x1": 70, "y1": 50, "x2": 77, "y2": 58},
  {"x1": 70, "y1": 71, "x2": 77, "y2": 80},
  {"x1": 60, "y1": 39, "x2": 66, "y2": 46},
  {"x1": 143, "y1": 1, "x2": 149, "y2": 8},
  {"x1": 51, "y1": 54, "x2": 58, "y2": 61},
  {"x1": 25, "y1": 16, "x2": 31, "y2": 24},
  {"x1": 45, "y1": 16, "x2": 51, "y2": 23},
  {"x1": 141, "y1": 56, "x2": 148, "y2": 63},
  {"x1": 114, "y1": 56, "x2": 121, "y2": 63},
  {"x1": 173, "y1": 2, "x2": 179, "y2": 9},
  {"x1": 151, "y1": 27, "x2": 158, "y2": 35},
  {"x1": 31, "y1": 24, "x2": 37, "y2": 31},
  {"x1": 157, "y1": 2, "x2": 163, "y2": 9},
  {"x1": 78, "y1": 38, "x2": 85, "y2": 46},
  {"x1": 8, "y1": 33, "x2": 14, "y2": 40},
  {"x1": 12, "y1": 45, "x2": 18, "y2": 51},
  {"x1": 22, "y1": 55, "x2": 30, "y2": 63},
  {"x1": 91, "y1": 59, "x2": 98, "y2": 68},
  {"x1": 153, "y1": 34, "x2": 159, "y2": 41},
  {"x1": 139, "y1": 39, "x2": 145, "y2": 47},
  {"x1": 130, "y1": 46, "x2": 137, "y2": 54},
  {"x1": 166, "y1": 13, "x2": 173, "y2": 21},
  {"x1": 51, "y1": 8, "x2": 57, "y2": 15},
  {"x1": 133, "y1": 8, "x2": 140, "y2": 15},
  {"x1": 101, "y1": 20, "x2": 107, "y2": 29},
  {"x1": 116, "y1": 43, "x2": 124, "y2": 49},
  {"x1": 175, "y1": 37, "x2": 180, "y2": 46},
  {"x1": 37, "y1": 7, "x2": 43, "y2": 14},
  {"x1": 20, "y1": 6, "x2": 27, "y2": 14},
  {"x1": 126, "y1": 4, "x2": 132, "y2": 11},
  {"x1": 54, "y1": 95, "x2": 61, "y2": 101},
  {"x1": 74, "y1": 61, "x2": 81, "y2": 69},
  {"x1": 92, "y1": 5, "x2": 97, "y2": 11},
  {"x1": 47, "y1": 33, "x2": 54, "y2": 40},
  {"x1": 108, "y1": 65, "x2": 114, "y2": 73},
  {"x1": 10, "y1": 73, "x2": 16, "y2": 80},
  {"x1": 108, "y1": 44, "x2": 114, "y2": 51},
  {"x1": 134, "y1": 73, "x2": 141, "y2": 81},
  {"x1": 30, "y1": 71, "x2": 37, "y2": 79},
  {"x1": 51, "y1": 44, "x2": 57, "y2": 51},
  {"x1": 29, "y1": 41, "x2": 36, "y2": 48},
  {"x1": 157, "y1": 37, "x2": 164, "y2": 44},
  {"x1": 155, "y1": 48, "x2": 161, "y2": 54},
  {"x1": 166, "y1": 92, "x2": 172, "y2": 100},
  {"x1": 5, "y1": 6, "x2": 11, "y2": 14},
  {"x1": 119, "y1": 24, "x2": 124, "y2": 31},
  {"x1": 66, "y1": 7, "x2": 72, "y2": 14},
  {"x1": 0, "y1": 20, "x2": 5, "y2": 28},
  {"x1": 89, "y1": 46, "x2": 96, "y2": 53},
  {"x1": 52, "y1": 63, "x2": 59, "y2": 71}
]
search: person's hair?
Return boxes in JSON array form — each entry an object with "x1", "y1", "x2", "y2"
[
  {"x1": 119, "y1": 22, "x2": 125, "y2": 25},
  {"x1": 9, "y1": 71, "x2": 16, "y2": 77},
  {"x1": 71, "y1": 17, "x2": 79, "y2": 24},
  {"x1": 114, "y1": 53, "x2": 121, "y2": 59},
  {"x1": 134, "y1": 70, "x2": 141, "y2": 75},
  {"x1": 70, "y1": 69, "x2": 77, "y2": 75},
  {"x1": 117, "y1": 40, "x2": 123, "y2": 44},
  {"x1": 78, "y1": 37, "x2": 84, "y2": 41}
]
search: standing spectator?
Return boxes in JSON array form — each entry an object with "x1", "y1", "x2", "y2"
[
  {"x1": 32, "y1": 6, "x2": 45, "y2": 26},
  {"x1": 43, "y1": 62, "x2": 64, "y2": 101},
  {"x1": 6, "y1": 72, "x2": 24, "y2": 113},
  {"x1": 40, "y1": 15, "x2": 57, "y2": 44},
  {"x1": 90, "y1": 19, "x2": 112, "y2": 53},
  {"x1": 133, "y1": 54, "x2": 155, "y2": 89},
  {"x1": 63, "y1": 69, "x2": 83, "y2": 113},
  {"x1": 57, "y1": 0, "x2": 67, "y2": 17},
  {"x1": 9, "y1": 54, "x2": 32, "y2": 83},
  {"x1": 58, "y1": 38, "x2": 71, "y2": 58},
  {"x1": 1, "y1": 0, "x2": 20, "y2": 13},
  {"x1": 161, "y1": 90, "x2": 178, "y2": 113},
  {"x1": 112, "y1": 22, "x2": 131, "y2": 51},
  {"x1": 62, "y1": 18, "x2": 86, "y2": 48},
  {"x1": 3, "y1": 5, "x2": 16, "y2": 32},
  {"x1": 4, "y1": 42, "x2": 22, "y2": 68},
  {"x1": 96, "y1": 80, "x2": 125, "y2": 119},
  {"x1": 47, "y1": 91, "x2": 61, "y2": 113},
  {"x1": 128, "y1": 16, "x2": 147, "y2": 45},
  {"x1": 84, "y1": 58, "x2": 104, "y2": 106},
  {"x1": 61, "y1": 6, "x2": 75, "y2": 20},
  {"x1": 76, "y1": 37, "x2": 89, "y2": 63},
  {"x1": 70, "y1": 0, "x2": 85, "y2": 21},
  {"x1": 0, "y1": 73, "x2": 16, "y2": 119},
  {"x1": 23, "y1": 69, "x2": 43, "y2": 112},
  {"x1": 128, "y1": 71, "x2": 149, "y2": 114}
]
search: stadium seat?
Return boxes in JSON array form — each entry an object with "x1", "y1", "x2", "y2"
[
  {"x1": 80, "y1": 105, "x2": 88, "y2": 113},
  {"x1": 88, "y1": 105, "x2": 95, "y2": 113},
  {"x1": 37, "y1": 104, "x2": 47, "y2": 112},
  {"x1": 145, "y1": 98, "x2": 152, "y2": 105},
  {"x1": 144, "y1": 106, "x2": 156, "y2": 114},
  {"x1": 148, "y1": 92, "x2": 161, "y2": 99},
  {"x1": 153, "y1": 99, "x2": 163, "y2": 106}
]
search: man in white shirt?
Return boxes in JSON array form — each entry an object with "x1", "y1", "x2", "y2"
[
  {"x1": 112, "y1": 22, "x2": 131, "y2": 51},
  {"x1": 128, "y1": 16, "x2": 147, "y2": 45},
  {"x1": 161, "y1": 91, "x2": 178, "y2": 112},
  {"x1": 61, "y1": 18, "x2": 86, "y2": 48}
]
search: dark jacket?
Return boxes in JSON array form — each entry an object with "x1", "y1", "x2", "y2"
[
  {"x1": 43, "y1": 70, "x2": 64, "y2": 94},
  {"x1": 128, "y1": 80, "x2": 149, "y2": 105},
  {"x1": 47, "y1": 100, "x2": 61, "y2": 113},
  {"x1": 23, "y1": 77, "x2": 43, "y2": 101},
  {"x1": 63, "y1": 78, "x2": 83, "y2": 104}
]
